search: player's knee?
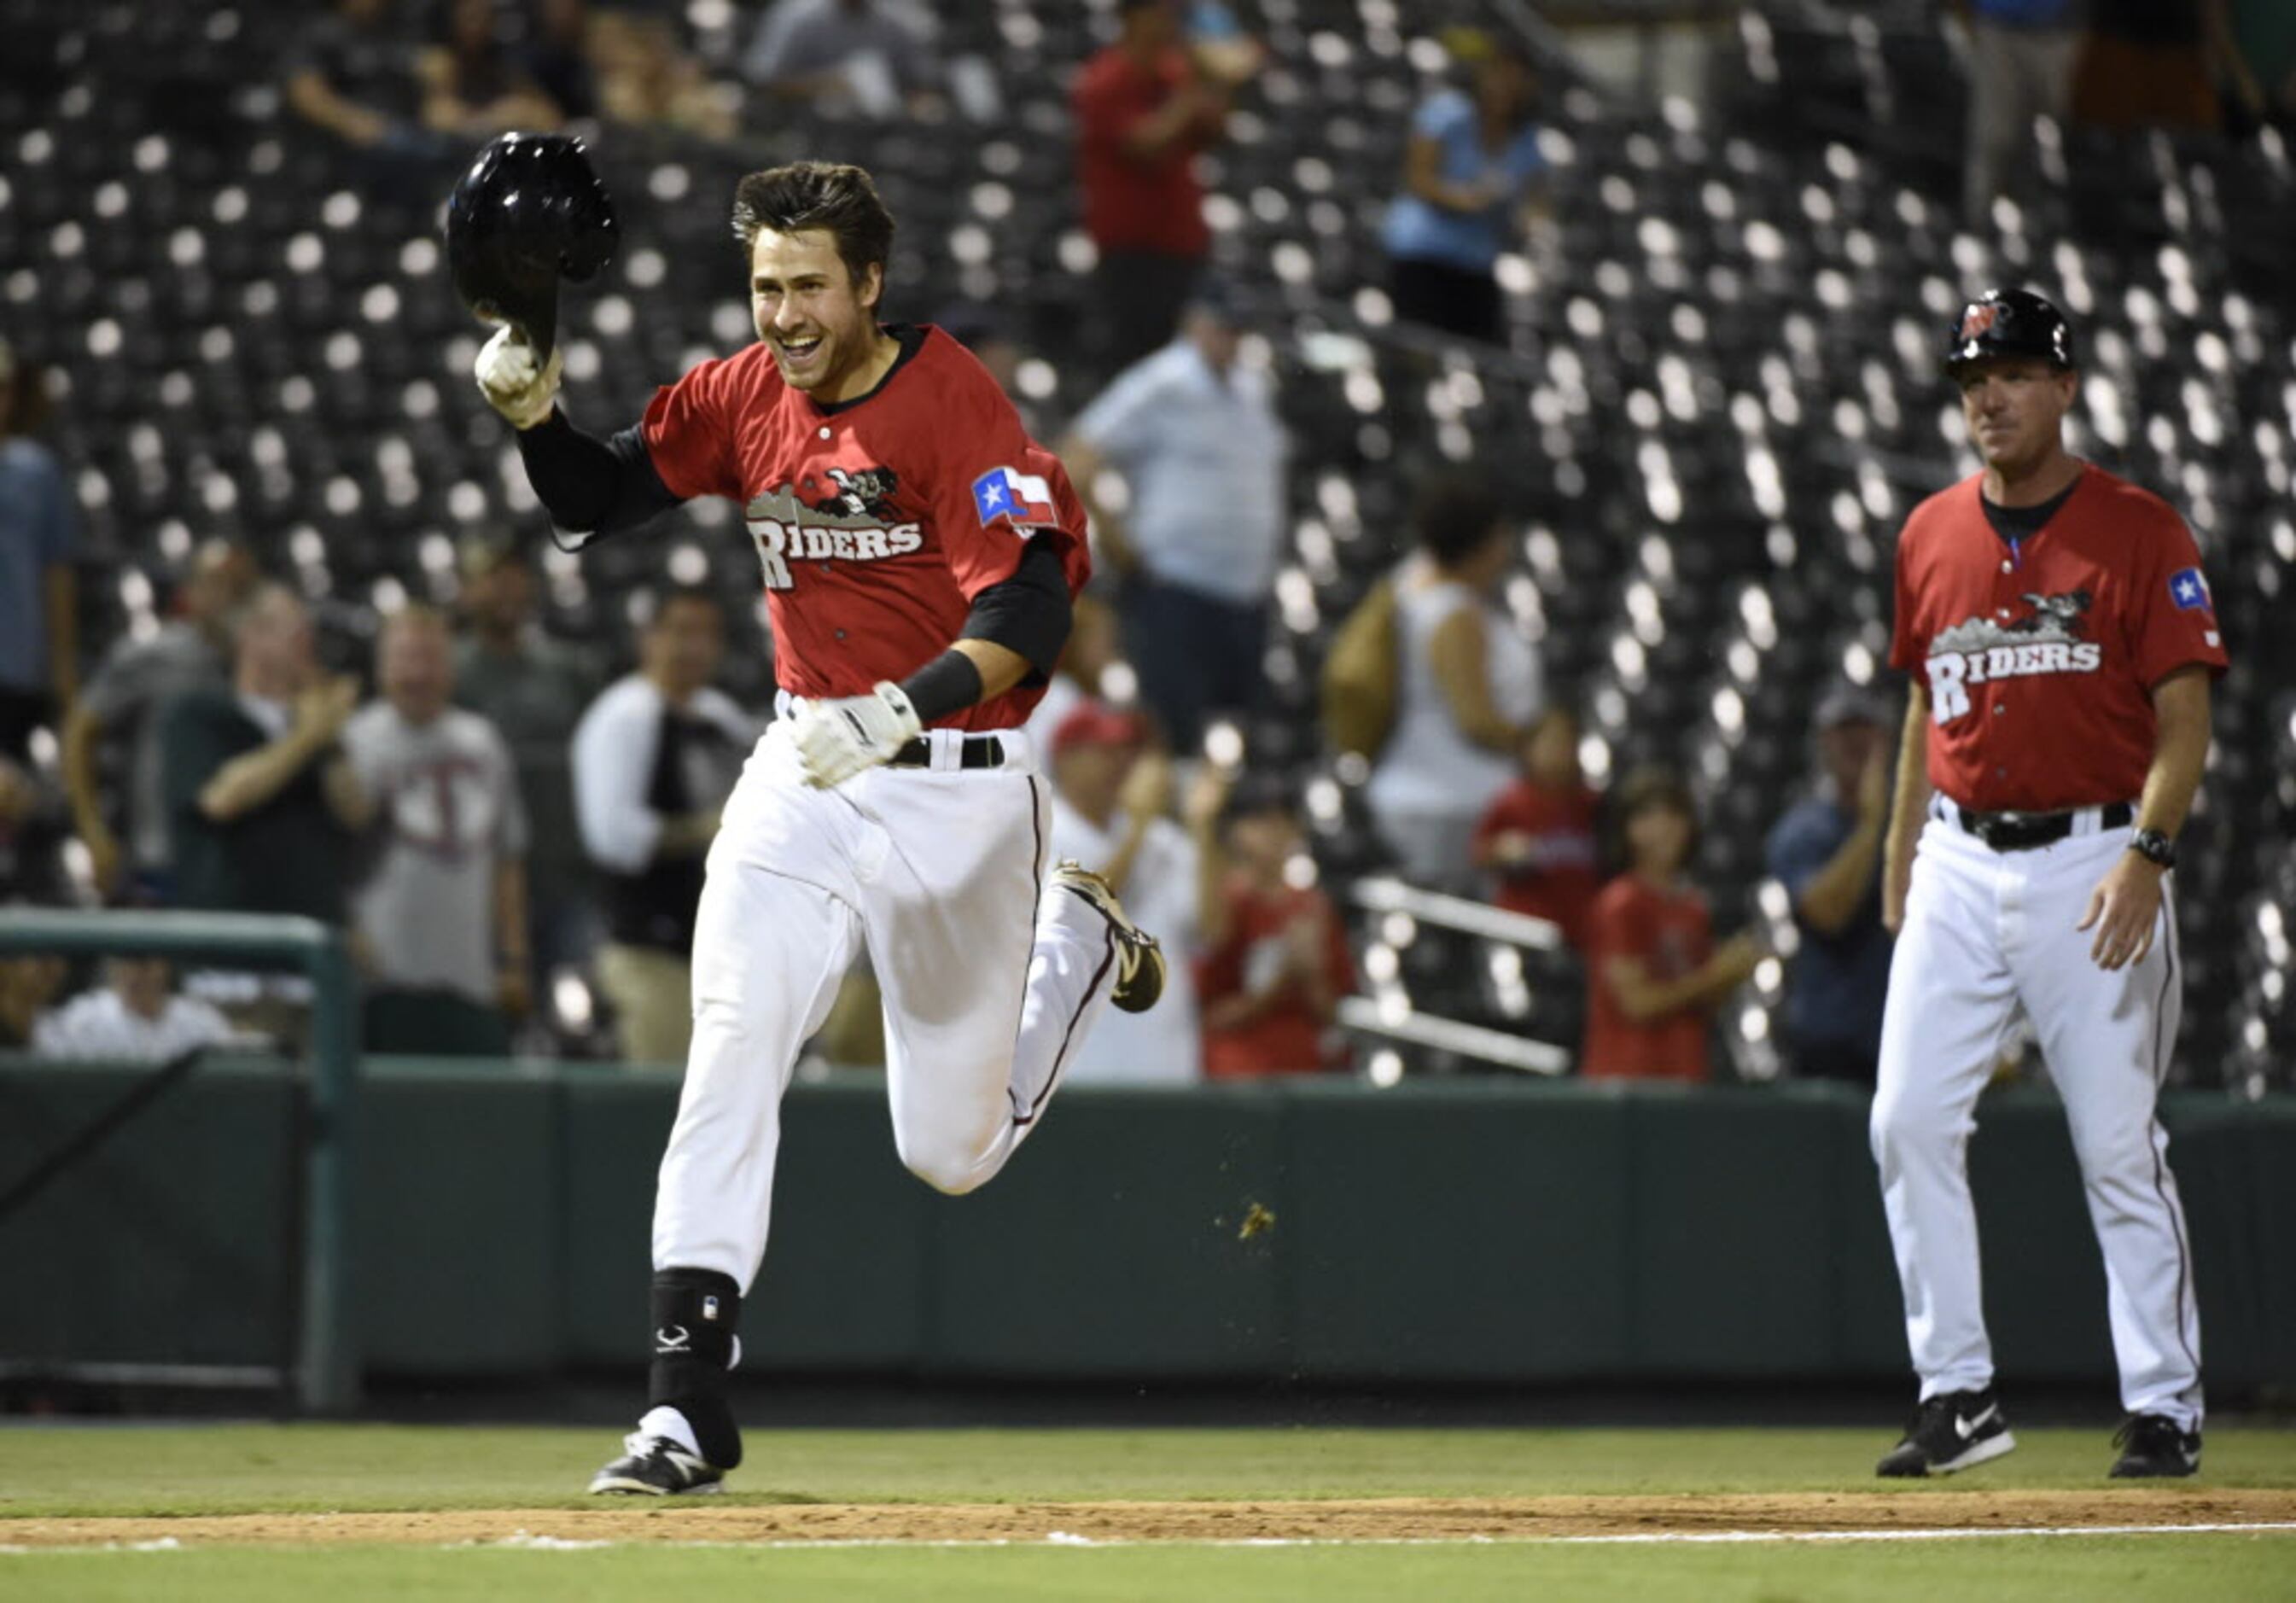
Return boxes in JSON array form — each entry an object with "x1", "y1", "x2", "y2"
[
  {"x1": 1870, "y1": 1085, "x2": 1949, "y2": 1159},
  {"x1": 895, "y1": 1125, "x2": 1003, "y2": 1196}
]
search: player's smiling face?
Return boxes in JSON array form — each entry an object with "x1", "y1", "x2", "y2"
[
  {"x1": 1957, "y1": 358, "x2": 2076, "y2": 473},
  {"x1": 750, "y1": 227, "x2": 885, "y2": 399}
]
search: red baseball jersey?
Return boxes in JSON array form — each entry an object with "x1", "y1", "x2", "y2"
[
  {"x1": 1888, "y1": 464, "x2": 2228, "y2": 813},
  {"x1": 1472, "y1": 778, "x2": 1601, "y2": 947},
  {"x1": 1581, "y1": 874, "x2": 1716, "y2": 1082},
  {"x1": 640, "y1": 326, "x2": 1091, "y2": 731}
]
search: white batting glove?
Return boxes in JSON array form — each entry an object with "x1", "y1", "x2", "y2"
[
  {"x1": 792, "y1": 681, "x2": 923, "y2": 788},
  {"x1": 474, "y1": 325, "x2": 563, "y2": 430}
]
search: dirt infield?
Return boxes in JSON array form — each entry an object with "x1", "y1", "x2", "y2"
[{"x1": 8, "y1": 1489, "x2": 2295, "y2": 1548}]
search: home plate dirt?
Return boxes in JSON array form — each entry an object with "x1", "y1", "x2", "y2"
[{"x1": 8, "y1": 1490, "x2": 2296, "y2": 1548}]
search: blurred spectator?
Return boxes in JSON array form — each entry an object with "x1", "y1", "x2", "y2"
[
  {"x1": 1471, "y1": 703, "x2": 1600, "y2": 948},
  {"x1": 1063, "y1": 282, "x2": 1287, "y2": 754},
  {"x1": 283, "y1": 0, "x2": 445, "y2": 206},
  {"x1": 62, "y1": 539, "x2": 260, "y2": 901},
  {"x1": 453, "y1": 540, "x2": 603, "y2": 1002},
  {"x1": 420, "y1": 0, "x2": 565, "y2": 139},
  {"x1": 1764, "y1": 683, "x2": 1895, "y2": 1087},
  {"x1": 936, "y1": 301, "x2": 1044, "y2": 433},
  {"x1": 1957, "y1": 0, "x2": 2080, "y2": 225},
  {"x1": 1382, "y1": 33, "x2": 1547, "y2": 344},
  {"x1": 572, "y1": 587, "x2": 752, "y2": 1066},
  {"x1": 1197, "y1": 773, "x2": 1353, "y2": 1078},
  {"x1": 1582, "y1": 767, "x2": 1759, "y2": 1083},
  {"x1": 1073, "y1": 0, "x2": 1253, "y2": 374},
  {"x1": 1023, "y1": 592, "x2": 1122, "y2": 750},
  {"x1": 0, "y1": 340, "x2": 79, "y2": 764},
  {"x1": 0, "y1": 956, "x2": 67, "y2": 1050},
  {"x1": 1364, "y1": 477, "x2": 1539, "y2": 889},
  {"x1": 1044, "y1": 703, "x2": 1216, "y2": 1085},
  {"x1": 343, "y1": 606, "x2": 529, "y2": 1057},
  {"x1": 159, "y1": 584, "x2": 370, "y2": 924},
  {"x1": 743, "y1": 0, "x2": 938, "y2": 117},
  {"x1": 522, "y1": 0, "x2": 603, "y2": 119},
  {"x1": 2071, "y1": 0, "x2": 2251, "y2": 132},
  {"x1": 33, "y1": 958, "x2": 233, "y2": 1062}
]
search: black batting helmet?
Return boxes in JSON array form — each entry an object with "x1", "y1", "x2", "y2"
[
  {"x1": 446, "y1": 133, "x2": 619, "y2": 359},
  {"x1": 1942, "y1": 288, "x2": 2076, "y2": 379}
]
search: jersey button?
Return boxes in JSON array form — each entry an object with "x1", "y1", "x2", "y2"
[
  {"x1": 834, "y1": 629, "x2": 847, "y2": 640},
  {"x1": 818, "y1": 426, "x2": 831, "y2": 440},
  {"x1": 2000, "y1": 559, "x2": 2013, "y2": 573},
  {"x1": 1993, "y1": 703, "x2": 2006, "y2": 715}
]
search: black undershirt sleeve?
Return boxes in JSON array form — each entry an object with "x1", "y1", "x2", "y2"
[
  {"x1": 959, "y1": 540, "x2": 1074, "y2": 679},
  {"x1": 513, "y1": 410, "x2": 685, "y2": 535}
]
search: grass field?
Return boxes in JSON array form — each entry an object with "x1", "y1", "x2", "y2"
[{"x1": 3, "y1": 1422, "x2": 2293, "y2": 1600}]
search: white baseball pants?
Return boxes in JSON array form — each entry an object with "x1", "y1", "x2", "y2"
[
  {"x1": 1872, "y1": 808, "x2": 2202, "y2": 1428},
  {"x1": 650, "y1": 720, "x2": 1118, "y2": 1291}
]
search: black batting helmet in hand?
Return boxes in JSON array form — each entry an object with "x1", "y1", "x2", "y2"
[
  {"x1": 446, "y1": 132, "x2": 620, "y2": 359},
  {"x1": 1942, "y1": 288, "x2": 2076, "y2": 379}
]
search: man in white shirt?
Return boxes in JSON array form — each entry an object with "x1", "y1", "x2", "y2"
[
  {"x1": 572, "y1": 588, "x2": 755, "y2": 1066},
  {"x1": 34, "y1": 957, "x2": 233, "y2": 1062},
  {"x1": 1062, "y1": 281, "x2": 1289, "y2": 754},
  {"x1": 343, "y1": 605, "x2": 530, "y2": 1053},
  {"x1": 1043, "y1": 702, "x2": 1213, "y2": 1085}
]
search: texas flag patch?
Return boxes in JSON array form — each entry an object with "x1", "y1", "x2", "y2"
[
  {"x1": 2167, "y1": 567, "x2": 2212, "y2": 612},
  {"x1": 972, "y1": 465, "x2": 1058, "y2": 531}
]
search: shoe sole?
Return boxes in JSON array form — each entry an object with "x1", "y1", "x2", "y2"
[
  {"x1": 2110, "y1": 1458, "x2": 2200, "y2": 1479},
  {"x1": 1053, "y1": 867, "x2": 1165, "y2": 1012},
  {"x1": 586, "y1": 1474, "x2": 725, "y2": 1495}
]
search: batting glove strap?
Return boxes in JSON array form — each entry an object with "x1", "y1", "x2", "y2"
[
  {"x1": 793, "y1": 680, "x2": 924, "y2": 788},
  {"x1": 475, "y1": 325, "x2": 564, "y2": 431}
]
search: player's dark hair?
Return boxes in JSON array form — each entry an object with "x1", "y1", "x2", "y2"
[
  {"x1": 1412, "y1": 475, "x2": 1506, "y2": 569},
  {"x1": 731, "y1": 162, "x2": 896, "y2": 289}
]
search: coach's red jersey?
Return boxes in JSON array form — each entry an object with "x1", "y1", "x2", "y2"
[
  {"x1": 1888, "y1": 464, "x2": 2228, "y2": 813},
  {"x1": 640, "y1": 325, "x2": 1091, "y2": 731}
]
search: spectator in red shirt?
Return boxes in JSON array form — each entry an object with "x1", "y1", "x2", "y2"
[
  {"x1": 1472, "y1": 703, "x2": 1600, "y2": 947},
  {"x1": 1072, "y1": 0, "x2": 1250, "y2": 374},
  {"x1": 1581, "y1": 766, "x2": 1760, "y2": 1082},
  {"x1": 1197, "y1": 772, "x2": 1353, "y2": 1078}
]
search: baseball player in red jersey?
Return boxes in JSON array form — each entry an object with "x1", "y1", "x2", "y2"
[
  {"x1": 1870, "y1": 289, "x2": 2225, "y2": 1481},
  {"x1": 472, "y1": 162, "x2": 1166, "y2": 1495}
]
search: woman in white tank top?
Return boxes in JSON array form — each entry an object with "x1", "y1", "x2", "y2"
[{"x1": 1364, "y1": 480, "x2": 1541, "y2": 888}]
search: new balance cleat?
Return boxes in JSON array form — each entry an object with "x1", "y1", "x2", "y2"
[{"x1": 1051, "y1": 860, "x2": 1165, "y2": 1013}]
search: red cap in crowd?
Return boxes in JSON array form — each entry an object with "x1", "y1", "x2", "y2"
[{"x1": 1051, "y1": 702, "x2": 1147, "y2": 759}]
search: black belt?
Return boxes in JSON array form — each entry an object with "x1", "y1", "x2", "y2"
[
  {"x1": 1948, "y1": 800, "x2": 2132, "y2": 852},
  {"x1": 886, "y1": 734, "x2": 1005, "y2": 770}
]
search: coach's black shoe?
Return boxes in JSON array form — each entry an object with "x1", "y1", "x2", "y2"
[
  {"x1": 1052, "y1": 860, "x2": 1165, "y2": 1013},
  {"x1": 1875, "y1": 1389, "x2": 2016, "y2": 1478},
  {"x1": 587, "y1": 1432, "x2": 726, "y2": 1495},
  {"x1": 2110, "y1": 1414, "x2": 2200, "y2": 1478}
]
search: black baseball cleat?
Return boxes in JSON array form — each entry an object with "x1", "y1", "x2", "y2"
[
  {"x1": 587, "y1": 1432, "x2": 726, "y2": 1495},
  {"x1": 1875, "y1": 1389, "x2": 2017, "y2": 1478},
  {"x1": 2110, "y1": 1414, "x2": 2201, "y2": 1478},
  {"x1": 1051, "y1": 860, "x2": 1165, "y2": 1013}
]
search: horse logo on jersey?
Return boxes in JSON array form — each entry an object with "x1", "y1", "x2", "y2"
[
  {"x1": 743, "y1": 466, "x2": 922, "y2": 591},
  {"x1": 1956, "y1": 303, "x2": 2002, "y2": 342},
  {"x1": 1925, "y1": 588, "x2": 2101, "y2": 724}
]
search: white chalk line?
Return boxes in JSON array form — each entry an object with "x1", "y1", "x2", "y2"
[{"x1": 4, "y1": 1520, "x2": 2296, "y2": 1554}]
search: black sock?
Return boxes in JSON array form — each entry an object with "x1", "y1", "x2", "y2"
[{"x1": 647, "y1": 1268, "x2": 743, "y2": 1469}]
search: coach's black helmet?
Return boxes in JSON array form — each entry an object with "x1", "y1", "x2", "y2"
[
  {"x1": 446, "y1": 132, "x2": 619, "y2": 359},
  {"x1": 1942, "y1": 288, "x2": 2075, "y2": 379}
]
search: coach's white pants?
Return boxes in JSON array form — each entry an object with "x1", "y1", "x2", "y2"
[
  {"x1": 1872, "y1": 814, "x2": 2202, "y2": 1429},
  {"x1": 651, "y1": 722, "x2": 1117, "y2": 1290}
]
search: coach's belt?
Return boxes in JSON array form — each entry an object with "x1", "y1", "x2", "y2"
[
  {"x1": 1941, "y1": 799, "x2": 2132, "y2": 851},
  {"x1": 886, "y1": 735, "x2": 1005, "y2": 771}
]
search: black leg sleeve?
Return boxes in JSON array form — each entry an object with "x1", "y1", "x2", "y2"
[{"x1": 648, "y1": 1267, "x2": 743, "y2": 1468}]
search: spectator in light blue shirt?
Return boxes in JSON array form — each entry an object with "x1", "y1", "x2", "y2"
[
  {"x1": 1061, "y1": 280, "x2": 1288, "y2": 753},
  {"x1": 0, "y1": 341, "x2": 79, "y2": 761},
  {"x1": 1765, "y1": 684, "x2": 1896, "y2": 1086},
  {"x1": 1381, "y1": 38, "x2": 1547, "y2": 345}
]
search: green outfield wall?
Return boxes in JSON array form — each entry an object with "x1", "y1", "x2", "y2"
[{"x1": 3, "y1": 1060, "x2": 2292, "y2": 1394}]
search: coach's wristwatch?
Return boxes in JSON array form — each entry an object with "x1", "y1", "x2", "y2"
[{"x1": 2128, "y1": 829, "x2": 2177, "y2": 869}]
